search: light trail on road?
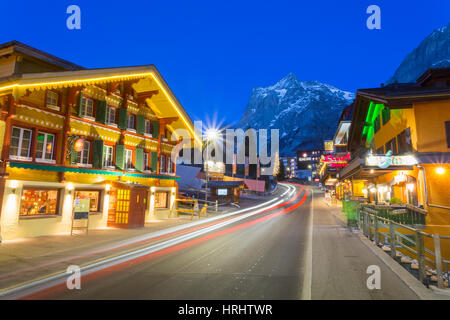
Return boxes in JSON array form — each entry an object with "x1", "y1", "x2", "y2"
[
  {"x1": 0, "y1": 185, "x2": 292, "y2": 286},
  {"x1": 1, "y1": 183, "x2": 307, "y2": 300}
]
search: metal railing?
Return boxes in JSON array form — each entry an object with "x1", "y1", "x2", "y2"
[
  {"x1": 356, "y1": 206, "x2": 450, "y2": 289},
  {"x1": 360, "y1": 203, "x2": 427, "y2": 226}
]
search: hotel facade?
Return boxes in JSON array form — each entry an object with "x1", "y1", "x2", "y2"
[
  {"x1": 337, "y1": 68, "x2": 450, "y2": 228},
  {"x1": 0, "y1": 41, "x2": 199, "y2": 240}
]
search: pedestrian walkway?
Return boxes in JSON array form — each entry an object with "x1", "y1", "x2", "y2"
[{"x1": 311, "y1": 189, "x2": 421, "y2": 299}]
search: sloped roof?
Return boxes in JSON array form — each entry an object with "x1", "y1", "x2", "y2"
[{"x1": 0, "y1": 40, "x2": 84, "y2": 71}]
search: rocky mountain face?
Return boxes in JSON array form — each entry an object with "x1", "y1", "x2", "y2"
[
  {"x1": 236, "y1": 73, "x2": 355, "y2": 155},
  {"x1": 387, "y1": 22, "x2": 450, "y2": 84},
  {"x1": 236, "y1": 23, "x2": 449, "y2": 156}
]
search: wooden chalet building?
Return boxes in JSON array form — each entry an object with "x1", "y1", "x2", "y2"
[{"x1": 0, "y1": 41, "x2": 200, "y2": 240}]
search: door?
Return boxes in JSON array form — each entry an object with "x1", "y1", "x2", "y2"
[{"x1": 129, "y1": 188, "x2": 147, "y2": 228}]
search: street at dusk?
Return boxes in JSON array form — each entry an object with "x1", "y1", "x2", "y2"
[{"x1": 0, "y1": 1, "x2": 449, "y2": 315}]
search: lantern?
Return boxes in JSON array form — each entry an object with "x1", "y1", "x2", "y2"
[{"x1": 74, "y1": 138, "x2": 85, "y2": 152}]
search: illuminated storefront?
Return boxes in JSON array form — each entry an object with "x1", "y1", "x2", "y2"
[
  {"x1": 341, "y1": 67, "x2": 450, "y2": 227},
  {"x1": 0, "y1": 41, "x2": 198, "y2": 239}
]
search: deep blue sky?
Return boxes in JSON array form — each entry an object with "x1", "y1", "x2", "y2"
[{"x1": 2, "y1": 1, "x2": 449, "y2": 126}]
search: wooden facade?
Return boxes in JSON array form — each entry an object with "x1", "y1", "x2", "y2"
[{"x1": 0, "y1": 41, "x2": 199, "y2": 240}]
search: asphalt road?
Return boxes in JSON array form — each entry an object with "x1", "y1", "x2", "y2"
[{"x1": 15, "y1": 183, "x2": 419, "y2": 300}]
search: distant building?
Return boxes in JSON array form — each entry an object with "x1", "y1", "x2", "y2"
[
  {"x1": 280, "y1": 156, "x2": 297, "y2": 179},
  {"x1": 295, "y1": 149, "x2": 322, "y2": 181}
]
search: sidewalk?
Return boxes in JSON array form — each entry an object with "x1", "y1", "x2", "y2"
[
  {"x1": 314, "y1": 188, "x2": 449, "y2": 300},
  {"x1": 0, "y1": 196, "x2": 266, "y2": 291}
]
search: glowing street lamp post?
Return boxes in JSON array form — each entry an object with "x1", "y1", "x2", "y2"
[{"x1": 205, "y1": 129, "x2": 218, "y2": 204}]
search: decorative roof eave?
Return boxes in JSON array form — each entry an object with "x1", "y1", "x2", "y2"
[{"x1": 0, "y1": 65, "x2": 201, "y2": 145}]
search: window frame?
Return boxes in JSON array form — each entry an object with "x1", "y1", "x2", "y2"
[
  {"x1": 124, "y1": 148, "x2": 133, "y2": 170},
  {"x1": 46, "y1": 90, "x2": 60, "y2": 111},
  {"x1": 9, "y1": 126, "x2": 33, "y2": 161},
  {"x1": 35, "y1": 131, "x2": 56, "y2": 164},
  {"x1": 81, "y1": 96, "x2": 95, "y2": 119},
  {"x1": 74, "y1": 189, "x2": 103, "y2": 213},
  {"x1": 154, "y1": 191, "x2": 169, "y2": 209},
  {"x1": 76, "y1": 140, "x2": 91, "y2": 167},
  {"x1": 107, "y1": 106, "x2": 117, "y2": 126},
  {"x1": 144, "y1": 119, "x2": 152, "y2": 136},
  {"x1": 159, "y1": 154, "x2": 166, "y2": 173},
  {"x1": 127, "y1": 113, "x2": 136, "y2": 131},
  {"x1": 143, "y1": 152, "x2": 149, "y2": 171},
  {"x1": 103, "y1": 145, "x2": 114, "y2": 168},
  {"x1": 19, "y1": 187, "x2": 62, "y2": 217}
]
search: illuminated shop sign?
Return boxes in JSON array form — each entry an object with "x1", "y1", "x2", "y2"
[
  {"x1": 321, "y1": 153, "x2": 350, "y2": 168},
  {"x1": 217, "y1": 189, "x2": 228, "y2": 196},
  {"x1": 324, "y1": 140, "x2": 334, "y2": 152},
  {"x1": 204, "y1": 161, "x2": 225, "y2": 174},
  {"x1": 365, "y1": 151, "x2": 417, "y2": 169},
  {"x1": 298, "y1": 157, "x2": 312, "y2": 161}
]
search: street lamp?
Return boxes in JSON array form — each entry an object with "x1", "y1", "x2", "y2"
[{"x1": 204, "y1": 128, "x2": 219, "y2": 204}]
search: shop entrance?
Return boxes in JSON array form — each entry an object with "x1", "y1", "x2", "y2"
[{"x1": 107, "y1": 181, "x2": 149, "y2": 228}]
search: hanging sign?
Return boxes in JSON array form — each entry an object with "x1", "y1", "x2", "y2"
[{"x1": 321, "y1": 153, "x2": 351, "y2": 168}]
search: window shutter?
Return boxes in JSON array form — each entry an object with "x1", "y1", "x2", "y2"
[
  {"x1": 118, "y1": 108, "x2": 128, "y2": 130},
  {"x1": 95, "y1": 100, "x2": 108, "y2": 124},
  {"x1": 115, "y1": 144, "x2": 125, "y2": 170},
  {"x1": 92, "y1": 140, "x2": 104, "y2": 169},
  {"x1": 70, "y1": 143, "x2": 78, "y2": 165},
  {"x1": 77, "y1": 93, "x2": 83, "y2": 117},
  {"x1": 136, "y1": 115, "x2": 145, "y2": 135},
  {"x1": 152, "y1": 120, "x2": 159, "y2": 139},
  {"x1": 135, "y1": 148, "x2": 144, "y2": 172},
  {"x1": 151, "y1": 151, "x2": 158, "y2": 172}
]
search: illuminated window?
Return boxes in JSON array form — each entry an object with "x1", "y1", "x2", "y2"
[
  {"x1": 10, "y1": 127, "x2": 32, "y2": 160},
  {"x1": 81, "y1": 97, "x2": 94, "y2": 118},
  {"x1": 74, "y1": 190, "x2": 100, "y2": 212},
  {"x1": 35, "y1": 132, "x2": 55, "y2": 162},
  {"x1": 155, "y1": 191, "x2": 168, "y2": 208},
  {"x1": 115, "y1": 189, "x2": 130, "y2": 224},
  {"x1": 20, "y1": 189, "x2": 59, "y2": 216},
  {"x1": 46, "y1": 91, "x2": 59, "y2": 110},
  {"x1": 76, "y1": 140, "x2": 90, "y2": 165}
]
